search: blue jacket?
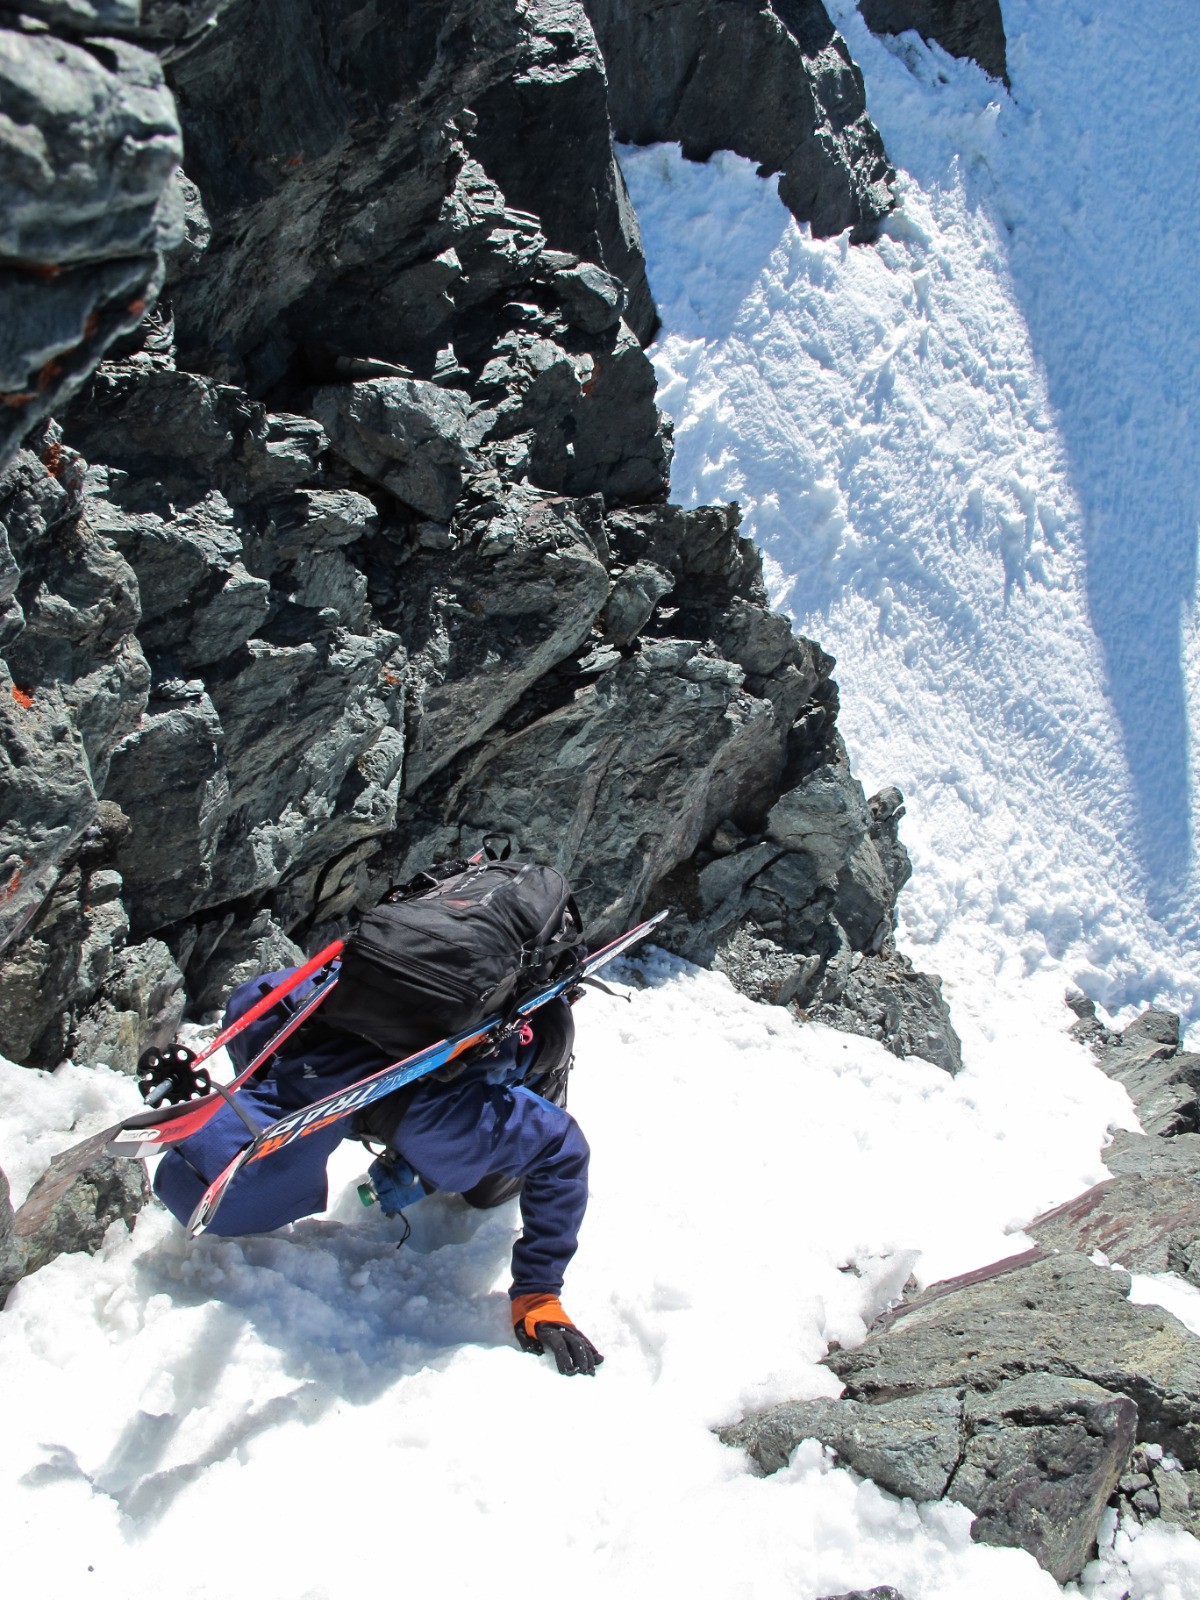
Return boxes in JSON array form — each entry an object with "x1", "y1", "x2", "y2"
[{"x1": 153, "y1": 963, "x2": 589, "y2": 1296}]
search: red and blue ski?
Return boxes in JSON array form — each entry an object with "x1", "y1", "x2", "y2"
[
  {"x1": 181, "y1": 909, "x2": 669, "y2": 1238},
  {"x1": 54, "y1": 941, "x2": 345, "y2": 1175}
]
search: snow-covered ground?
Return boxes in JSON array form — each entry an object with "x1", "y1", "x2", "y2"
[
  {"x1": 622, "y1": 0, "x2": 1200, "y2": 1046},
  {"x1": 0, "y1": 956, "x2": 1169, "y2": 1600},
  {"x1": 4, "y1": 3, "x2": 1200, "y2": 1597}
]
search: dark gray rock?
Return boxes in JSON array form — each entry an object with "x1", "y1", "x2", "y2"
[
  {"x1": 69, "y1": 934, "x2": 186, "y2": 1072},
  {"x1": 600, "y1": 559, "x2": 674, "y2": 647},
  {"x1": 165, "y1": 0, "x2": 656, "y2": 377},
  {"x1": 552, "y1": 261, "x2": 625, "y2": 336},
  {"x1": 866, "y1": 787, "x2": 912, "y2": 903},
  {"x1": 9, "y1": 1, "x2": 235, "y2": 45},
  {"x1": 466, "y1": 7, "x2": 655, "y2": 342},
  {"x1": 63, "y1": 365, "x2": 327, "y2": 506},
  {"x1": 817, "y1": 1591, "x2": 909, "y2": 1600},
  {"x1": 99, "y1": 681, "x2": 227, "y2": 930},
  {"x1": 723, "y1": 1368, "x2": 1132, "y2": 1580},
  {"x1": 953, "y1": 1375, "x2": 1135, "y2": 1582},
  {"x1": 10, "y1": 1127, "x2": 149, "y2": 1279},
  {"x1": 0, "y1": 25, "x2": 178, "y2": 262},
  {"x1": 86, "y1": 482, "x2": 270, "y2": 669},
  {"x1": 0, "y1": 22, "x2": 181, "y2": 467},
  {"x1": 722, "y1": 1388, "x2": 964, "y2": 1501},
  {"x1": 582, "y1": 0, "x2": 894, "y2": 241},
  {"x1": 0, "y1": 0, "x2": 933, "y2": 1087},
  {"x1": 1152, "y1": 1463, "x2": 1200, "y2": 1538},
  {"x1": 669, "y1": 742, "x2": 956, "y2": 1070},
  {"x1": 186, "y1": 909, "x2": 302, "y2": 1014},
  {"x1": 312, "y1": 379, "x2": 484, "y2": 521},
  {"x1": 1066, "y1": 990, "x2": 1119, "y2": 1054},
  {"x1": 0, "y1": 778, "x2": 184, "y2": 1071},
  {"x1": 1031, "y1": 1006, "x2": 1200, "y2": 1275},
  {"x1": 398, "y1": 631, "x2": 787, "y2": 945},
  {"x1": 809, "y1": 946, "x2": 963, "y2": 1076},
  {"x1": 1092, "y1": 1009, "x2": 1200, "y2": 1138},
  {"x1": 478, "y1": 316, "x2": 672, "y2": 505},
  {"x1": 0, "y1": 1163, "x2": 28, "y2": 1304},
  {"x1": 828, "y1": 1252, "x2": 1200, "y2": 1469},
  {"x1": 859, "y1": 0, "x2": 1008, "y2": 85},
  {"x1": 1028, "y1": 1130, "x2": 1200, "y2": 1280},
  {"x1": 0, "y1": 438, "x2": 149, "y2": 1050},
  {"x1": 1028, "y1": 1169, "x2": 1200, "y2": 1283},
  {"x1": 397, "y1": 482, "x2": 610, "y2": 794}
]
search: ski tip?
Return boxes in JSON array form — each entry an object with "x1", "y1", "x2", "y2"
[
  {"x1": 105, "y1": 1128, "x2": 163, "y2": 1159},
  {"x1": 185, "y1": 1195, "x2": 214, "y2": 1239}
]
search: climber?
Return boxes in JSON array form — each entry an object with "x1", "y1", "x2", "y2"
[{"x1": 152, "y1": 969, "x2": 603, "y2": 1375}]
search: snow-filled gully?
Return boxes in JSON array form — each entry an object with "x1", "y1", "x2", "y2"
[{"x1": 4, "y1": 3, "x2": 1200, "y2": 1597}]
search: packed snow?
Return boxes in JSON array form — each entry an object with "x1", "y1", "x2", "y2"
[
  {"x1": 621, "y1": 0, "x2": 1200, "y2": 1045},
  {"x1": 0, "y1": 956, "x2": 1150, "y2": 1600},
  {"x1": 4, "y1": 3, "x2": 1200, "y2": 1598}
]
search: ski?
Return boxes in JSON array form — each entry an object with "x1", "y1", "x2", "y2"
[
  {"x1": 105, "y1": 958, "x2": 343, "y2": 1158},
  {"x1": 41, "y1": 943, "x2": 346, "y2": 1182},
  {"x1": 184, "y1": 908, "x2": 669, "y2": 1238}
]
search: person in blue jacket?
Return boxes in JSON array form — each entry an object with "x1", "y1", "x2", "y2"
[{"x1": 153, "y1": 964, "x2": 603, "y2": 1376}]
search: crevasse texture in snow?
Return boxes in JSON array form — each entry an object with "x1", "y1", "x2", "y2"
[{"x1": 621, "y1": 0, "x2": 1200, "y2": 1042}]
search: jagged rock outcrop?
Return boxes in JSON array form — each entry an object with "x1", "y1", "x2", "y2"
[
  {"x1": 808, "y1": 946, "x2": 961, "y2": 1076},
  {"x1": 0, "y1": 1163, "x2": 28, "y2": 1301},
  {"x1": 3, "y1": 1126, "x2": 148, "y2": 1297},
  {"x1": 1088, "y1": 1006, "x2": 1200, "y2": 1138},
  {"x1": 858, "y1": 0, "x2": 1007, "y2": 85},
  {"x1": 727, "y1": 1374, "x2": 1135, "y2": 1584},
  {"x1": 166, "y1": 0, "x2": 657, "y2": 380},
  {"x1": 1114, "y1": 1444, "x2": 1200, "y2": 1541},
  {"x1": 724, "y1": 1251, "x2": 1200, "y2": 1580},
  {"x1": 0, "y1": 0, "x2": 946, "y2": 1141},
  {"x1": 8, "y1": 2, "x2": 233, "y2": 45},
  {"x1": 1028, "y1": 1005, "x2": 1200, "y2": 1277},
  {"x1": 818, "y1": 1591, "x2": 908, "y2": 1600},
  {"x1": 581, "y1": 0, "x2": 894, "y2": 249},
  {"x1": 827, "y1": 1253, "x2": 1200, "y2": 1466},
  {"x1": 0, "y1": 6, "x2": 183, "y2": 467}
]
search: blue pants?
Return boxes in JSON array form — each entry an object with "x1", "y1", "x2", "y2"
[{"x1": 154, "y1": 1056, "x2": 589, "y2": 1295}]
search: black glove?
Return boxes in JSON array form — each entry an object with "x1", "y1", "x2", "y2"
[{"x1": 511, "y1": 1293, "x2": 604, "y2": 1376}]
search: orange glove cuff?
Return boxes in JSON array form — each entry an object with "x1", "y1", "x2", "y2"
[{"x1": 511, "y1": 1292, "x2": 575, "y2": 1337}]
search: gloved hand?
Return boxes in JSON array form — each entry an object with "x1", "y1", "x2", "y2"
[{"x1": 511, "y1": 1292, "x2": 604, "y2": 1376}]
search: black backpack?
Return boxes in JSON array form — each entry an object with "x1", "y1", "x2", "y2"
[{"x1": 323, "y1": 857, "x2": 586, "y2": 1058}]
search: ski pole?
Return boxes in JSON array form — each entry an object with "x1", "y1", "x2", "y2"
[{"x1": 143, "y1": 937, "x2": 345, "y2": 1104}]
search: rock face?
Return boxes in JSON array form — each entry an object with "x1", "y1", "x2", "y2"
[
  {"x1": 0, "y1": 0, "x2": 950, "y2": 1230},
  {"x1": 808, "y1": 944, "x2": 962, "y2": 1076},
  {"x1": 582, "y1": 0, "x2": 894, "y2": 250},
  {"x1": 858, "y1": 0, "x2": 1008, "y2": 85},
  {"x1": 5, "y1": 1127, "x2": 148, "y2": 1292},
  {"x1": 1090, "y1": 1007, "x2": 1200, "y2": 1138},
  {"x1": 0, "y1": 1164, "x2": 29, "y2": 1302},
  {"x1": 1028, "y1": 1005, "x2": 1200, "y2": 1278},
  {"x1": 724, "y1": 1251, "x2": 1200, "y2": 1580},
  {"x1": 166, "y1": 0, "x2": 658, "y2": 379},
  {"x1": 0, "y1": 8, "x2": 183, "y2": 467},
  {"x1": 818, "y1": 1592, "x2": 908, "y2": 1600},
  {"x1": 1114, "y1": 1444, "x2": 1200, "y2": 1539}
]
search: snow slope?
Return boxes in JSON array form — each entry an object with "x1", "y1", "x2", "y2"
[
  {"x1": 621, "y1": 0, "x2": 1200, "y2": 1043},
  {"x1": 3, "y1": 4, "x2": 1200, "y2": 1598},
  {"x1": 0, "y1": 956, "x2": 1161, "y2": 1600}
]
